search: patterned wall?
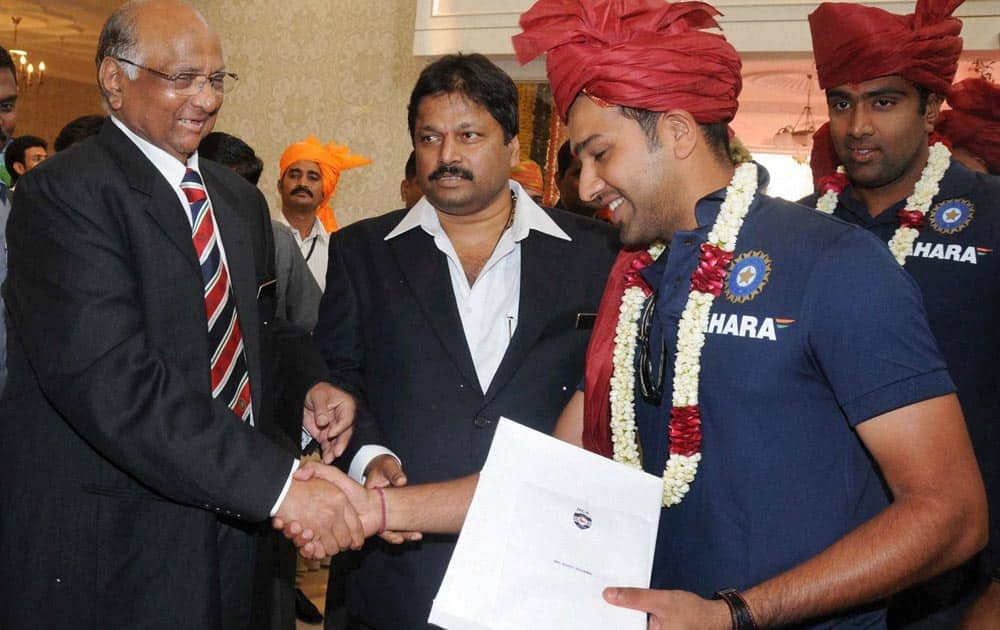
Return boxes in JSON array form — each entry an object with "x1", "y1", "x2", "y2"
[{"x1": 194, "y1": 0, "x2": 427, "y2": 226}]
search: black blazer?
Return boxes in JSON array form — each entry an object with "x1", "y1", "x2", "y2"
[
  {"x1": 0, "y1": 121, "x2": 324, "y2": 629},
  {"x1": 316, "y1": 204, "x2": 619, "y2": 628}
]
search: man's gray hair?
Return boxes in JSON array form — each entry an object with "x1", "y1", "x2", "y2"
[{"x1": 96, "y1": 1, "x2": 153, "y2": 81}]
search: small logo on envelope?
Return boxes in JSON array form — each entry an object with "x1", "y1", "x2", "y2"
[{"x1": 573, "y1": 509, "x2": 592, "y2": 530}]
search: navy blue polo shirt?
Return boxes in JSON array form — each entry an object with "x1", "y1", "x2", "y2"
[
  {"x1": 638, "y1": 168, "x2": 954, "y2": 627},
  {"x1": 804, "y1": 162, "x2": 1000, "y2": 572}
]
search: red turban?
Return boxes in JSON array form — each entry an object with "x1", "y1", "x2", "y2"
[
  {"x1": 936, "y1": 78, "x2": 1000, "y2": 174},
  {"x1": 279, "y1": 137, "x2": 371, "y2": 233},
  {"x1": 512, "y1": 0, "x2": 742, "y2": 123},
  {"x1": 809, "y1": 0, "x2": 964, "y2": 95}
]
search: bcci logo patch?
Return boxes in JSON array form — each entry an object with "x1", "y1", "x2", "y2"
[
  {"x1": 725, "y1": 251, "x2": 771, "y2": 304},
  {"x1": 929, "y1": 199, "x2": 975, "y2": 235},
  {"x1": 573, "y1": 509, "x2": 592, "y2": 530}
]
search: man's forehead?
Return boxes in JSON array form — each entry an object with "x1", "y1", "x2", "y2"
[
  {"x1": 0, "y1": 68, "x2": 17, "y2": 100},
  {"x1": 132, "y1": 4, "x2": 223, "y2": 68},
  {"x1": 827, "y1": 75, "x2": 914, "y2": 97},
  {"x1": 416, "y1": 92, "x2": 495, "y2": 124},
  {"x1": 566, "y1": 95, "x2": 617, "y2": 153},
  {"x1": 284, "y1": 160, "x2": 322, "y2": 176}
]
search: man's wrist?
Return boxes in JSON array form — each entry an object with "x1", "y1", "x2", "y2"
[{"x1": 713, "y1": 588, "x2": 758, "y2": 630}]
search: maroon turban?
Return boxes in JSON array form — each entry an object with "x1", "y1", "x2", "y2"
[
  {"x1": 936, "y1": 78, "x2": 1000, "y2": 174},
  {"x1": 513, "y1": 0, "x2": 742, "y2": 123},
  {"x1": 809, "y1": 0, "x2": 964, "y2": 95}
]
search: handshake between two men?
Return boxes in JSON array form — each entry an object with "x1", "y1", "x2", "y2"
[{"x1": 271, "y1": 382, "x2": 439, "y2": 557}]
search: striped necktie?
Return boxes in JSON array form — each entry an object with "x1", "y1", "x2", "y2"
[{"x1": 181, "y1": 167, "x2": 252, "y2": 422}]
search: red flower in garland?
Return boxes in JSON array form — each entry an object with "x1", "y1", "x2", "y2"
[
  {"x1": 690, "y1": 243, "x2": 733, "y2": 296},
  {"x1": 624, "y1": 250, "x2": 656, "y2": 295},
  {"x1": 898, "y1": 209, "x2": 926, "y2": 229},
  {"x1": 818, "y1": 171, "x2": 849, "y2": 195},
  {"x1": 669, "y1": 406, "x2": 702, "y2": 456}
]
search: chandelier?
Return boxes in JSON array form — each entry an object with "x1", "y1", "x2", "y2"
[
  {"x1": 773, "y1": 73, "x2": 816, "y2": 152},
  {"x1": 9, "y1": 17, "x2": 46, "y2": 92}
]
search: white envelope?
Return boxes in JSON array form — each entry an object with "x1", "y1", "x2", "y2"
[{"x1": 429, "y1": 418, "x2": 663, "y2": 630}]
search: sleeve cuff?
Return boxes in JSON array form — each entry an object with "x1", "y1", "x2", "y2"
[
  {"x1": 348, "y1": 445, "x2": 400, "y2": 484},
  {"x1": 270, "y1": 458, "x2": 300, "y2": 517}
]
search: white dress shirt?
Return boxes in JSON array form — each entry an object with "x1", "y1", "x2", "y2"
[
  {"x1": 276, "y1": 213, "x2": 329, "y2": 292},
  {"x1": 111, "y1": 116, "x2": 297, "y2": 515},
  {"x1": 348, "y1": 180, "x2": 571, "y2": 481}
]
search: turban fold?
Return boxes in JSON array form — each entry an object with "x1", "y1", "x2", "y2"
[
  {"x1": 513, "y1": 0, "x2": 742, "y2": 123},
  {"x1": 279, "y1": 137, "x2": 371, "y2": 232},
  {"x1": 936, "y1": 78, "x2": 1000, "y2": 174},
  {"x1": 809, "y1": 0, "x2": 964, "y2": 95}
]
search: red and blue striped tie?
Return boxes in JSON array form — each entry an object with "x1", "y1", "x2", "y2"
[{"x1": 181, "y1": 167, "x2": 252, "y2": 422}]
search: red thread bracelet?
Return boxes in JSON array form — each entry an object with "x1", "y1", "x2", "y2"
[{"x1": 375, "y1": 487, "x2": 387, "y2": 535}]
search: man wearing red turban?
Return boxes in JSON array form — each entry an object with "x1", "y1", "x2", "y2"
[
  {"x1": 276, "y1": 3, "x2": 985, "y2": 629},
  {"x1": 800, "y1": 3, "x2": 1000, "y2": 627},
  {"x1": 937, "y1": 78, "x2": 1000, "y2": 175},
  {"x1": 513, "y1": 1, "x2": 983, "y2": 628},
  {"x1": 276, "y1": 137, "x2": 370, "y2": 290}
]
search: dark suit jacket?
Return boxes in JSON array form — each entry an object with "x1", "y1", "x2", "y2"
[
  {"x1": 315, "y1": 204, "x2": 619, "y2": 629},
  {"x1": 0, "y1": 121, "x2": 324, "y2": 629}
]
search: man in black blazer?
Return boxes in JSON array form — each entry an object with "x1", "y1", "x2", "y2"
[
  {"x1": 314, "y1": 53, "x2": 619, "y2": 629},
  {"x1": 0, "y1": 2, "x2": 362, "y2": 629}
]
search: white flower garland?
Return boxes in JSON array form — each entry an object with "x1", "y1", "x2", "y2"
[
  {"x1": 816, "y1": 143, "x2": 951, "y2": 266},
  {"x1": 609, "y1": 162, "x2": 759, "y2": 506}
]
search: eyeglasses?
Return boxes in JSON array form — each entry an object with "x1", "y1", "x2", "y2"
[
  {"x1": 114, "y1": 57, "x2": 239, "y2": 95},
  {"x1": 637, "y1": 293, "x2": 666, "y2": 405}
]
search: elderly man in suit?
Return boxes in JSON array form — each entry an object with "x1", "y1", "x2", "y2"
[
  {"x1": 312, "y1": 53, "x2": 619, "y2": 629},
  {"x1": 0, "y1": 2, "x2": 364, "y2": 628}
]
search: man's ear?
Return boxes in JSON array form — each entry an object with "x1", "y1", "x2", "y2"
[
  {"x1": 924, "y1": 93, "x2": 944, "y2": 132},
  {"x1": 12, "y1": 162, "x2": 25, "y2": 176},
  {"x1": 98, "y1": 57, "x2": 126, "y2": 111},
  {"x1": 660, "y1": 110, "x2": 697, "y2": 159},
  {"x1": 507, "y1": 135, "x2": 521, "y2": 168}
]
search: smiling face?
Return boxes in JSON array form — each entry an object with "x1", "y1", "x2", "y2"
[
  {"x1": 826, "y1": 75, "x2": 940, "y2": 204},
  {"x1": 413, "y1": 92, "x2": 519, "y2": 218},
  {"x1": 101, "y1": 2, "x2": 225, "y2": 163},
  {"x1": 567, "y1": 96, "x2": 681, "y2": 248}
]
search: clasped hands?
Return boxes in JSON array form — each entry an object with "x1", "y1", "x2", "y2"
[{"x1": 272, "y1": 455, "x2": 421, "y2": 559}]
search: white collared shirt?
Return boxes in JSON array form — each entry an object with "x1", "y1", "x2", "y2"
[
  {"x1": 348, "y1": 181, "x2": 571, "y2": 482},
  {"x1": 111, "y1": 115, "x2": 297, "y2": 515},
  {"x1": 276, "y1": 213, "x2": 329, "y2": 291}
]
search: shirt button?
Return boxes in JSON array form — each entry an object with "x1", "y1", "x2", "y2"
[
  {"x1": 473, "y1": 416, "x2": 490, "y2": 428},
  {"x1": 683, "y1": 239, "x2": 693, "y2": 246}
]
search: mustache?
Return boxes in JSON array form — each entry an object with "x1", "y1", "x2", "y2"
[
  {"x1": 429, "y1": 165, "x2": 474, "y2": 181},
  {"x1": 290, "y1": 186, "x2": 314, "y2": 197}
]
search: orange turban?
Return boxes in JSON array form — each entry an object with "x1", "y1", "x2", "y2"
[
  {"x1": 936, "y1": 78, "x2": 1000, "y2": 174},
  {"x1": 809, "y1": 0, "x2": 964, "y2": 95},
  {"x1": 512, "y1": 0, "x2": 742, "y2": 124},
  {"x1": 510, "y1": 160, "x2": 544, "y2": 198},
  {"x1": 279, "y1": 137, "x2": 371, "y2": 232}
]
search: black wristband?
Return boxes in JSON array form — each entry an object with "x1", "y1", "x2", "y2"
[
  {"x1": 713, "y1": 588, "x2": 759, "y2": 630},
  {"x1": 992, "y1": 567, "x2": 1000, "y2": 583}
]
